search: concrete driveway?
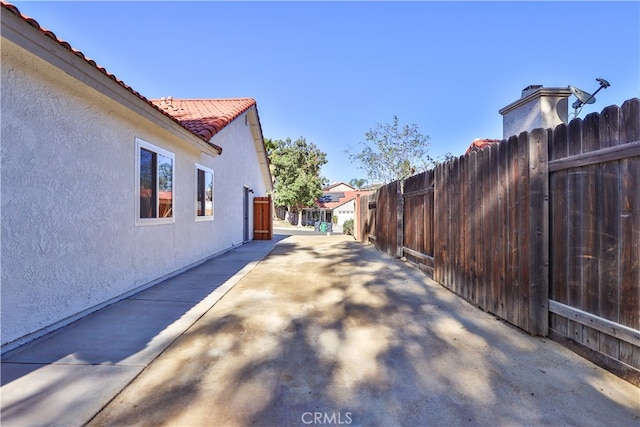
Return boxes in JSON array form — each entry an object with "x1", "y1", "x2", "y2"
[{"x1": 87, "y1": 234, "x2": 638, "y2": 427}]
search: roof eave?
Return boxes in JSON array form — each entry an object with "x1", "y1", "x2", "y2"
[
  {"x1": 0, "y1": 2, "x2": 222, "y2": 156},
  {"x1": 246, "y1": 106, "x2": 274, "y2": 193}
]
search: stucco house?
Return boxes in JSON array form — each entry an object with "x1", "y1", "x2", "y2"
[
  {"x1": 316, "y1": 190, "x2": 357, "y2": 232},
  {"x1": 0, "y1": 3, "x2": 272, "y2": 350},
  {"x1": 294, "y1": 183, "x2": 374, "y2": 232},
  {"x1": 323, "y1": 182, "x2": 355, "y2": 193}
]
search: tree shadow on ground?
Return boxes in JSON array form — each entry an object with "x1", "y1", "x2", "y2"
[
  {"x1": 88, "y1": 236, "x2": 640, "y2": 427},
  {"x1": 0, "y1": 238, "x2": 283, "y2": 426}
]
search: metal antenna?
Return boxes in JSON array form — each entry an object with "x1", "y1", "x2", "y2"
[{"x1": 569, "y1": 78, "x2": 610, "y2": 119}]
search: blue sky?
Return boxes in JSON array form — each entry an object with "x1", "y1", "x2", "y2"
[{"x1": 12, "y1": 1, "x2": 640, "y2": 185}]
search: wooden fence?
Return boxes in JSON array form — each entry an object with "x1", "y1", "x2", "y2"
[
  {"x1": 433, "y1": 127, "x2": 550, "y2": 336},
  {"x1": 357, "y1": 98, "x2": 639, "y2": 384},
  {"x1": 547, "y1": 101, "x2": 640, "y2": 380}
]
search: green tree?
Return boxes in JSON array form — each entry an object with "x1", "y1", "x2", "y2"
[
  {"x1": 435, "y1": 152, "x2": 456, "y2": 164},
  {"x1": 348, "y1": 178, "x2": 368, "y2": 189},
  {"x1": 263, "y1": 137, "x2": 277, "y2": 156},
  {"x1": 270, "y1": 137, "x2": 327, "y2": 226},
  {"x1": 345, "y1": 116, "x2": 433, "y2": 184}
]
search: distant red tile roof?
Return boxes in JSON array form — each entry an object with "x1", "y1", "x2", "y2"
[
  {"x1": 0, "y1": 1, "x2": 233, "y2": 155},
  {"x1": 150, "y1": 98, "x2": 257, "y2": 141},
  {"x1": 465, "y1": 139, "x2": 503, "y2": 154}
]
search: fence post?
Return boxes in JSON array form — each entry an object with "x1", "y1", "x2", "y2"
[
  {"x1": 528, "y1": 128, "x2": 550, "y2": 335},
  {"x1": 354, "y1": 194, "x2": 360, "y2": 241},
  {"x1": 433, "y1": 163, "x2": 443, "y2": 284},
  {"x1": 396, "y1": 180, "x2": 404, "y2": 258}
]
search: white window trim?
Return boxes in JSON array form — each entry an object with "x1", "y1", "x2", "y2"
[
  {"x1": 195, "y1": 163, "x2": 214, "y2": 222},
  {"x1": 135, "y1": 138, "x2": 175, "y2": 226}
]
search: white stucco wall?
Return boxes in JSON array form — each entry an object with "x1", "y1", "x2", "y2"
[
  {"x1": 209, "y1": 112, "x2": 269, "y2": 245},
  {"x1": 500, "y1": 88, "x2": 571, "y2": 140},
  {"x1": 1, "y1": 37, "x2": 269, "y2": 348},
  {"x1": 333, "y1": 199, "x2": 356, "y2": 232}
]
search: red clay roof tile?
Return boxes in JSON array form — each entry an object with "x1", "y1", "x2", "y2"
[
  {"x1": 465, "y1": 138, "x2": 503, "y2": 154},
  {"x1": 150, "y1": 98, "x2": 257, "y2": 141}
]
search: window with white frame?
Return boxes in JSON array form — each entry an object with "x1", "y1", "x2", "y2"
[
  {"x1": 135, "y1": 138, "x2": 175, "y2": 225},
  {"x1": 195, "y1": 164, "x2": 214, "y2": 220}
]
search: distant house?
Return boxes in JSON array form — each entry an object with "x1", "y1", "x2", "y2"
[
  {"x1": 294, "y1": 183, "x2": 374, "y2": 232},
  {"x1": 317, "y1": 191, "x2": 357, "y2": 232},
  {"x1": 0, "y1": 2, "x2": 272, "y2": 350},
  {"x1": 323, "y1": 182, "x2": 356, "y2": 193}
]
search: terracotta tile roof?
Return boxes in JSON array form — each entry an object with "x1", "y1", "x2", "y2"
[
  {"x1": 0, "y1": 1, "x2": 225, "y2": 154},
  {"x1": 465, "y1": 138, "x2": 503, "y2": 154},
  {"x1": 150, "y1": 98, "x2": 257, "y2": 141}
]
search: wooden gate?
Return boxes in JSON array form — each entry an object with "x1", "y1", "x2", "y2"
[
  {"x1": 253, "y1": 195, "x2": 272, "y2": 240},
  {"x1": 403, "y1": 170, "x2": 435, "y2": 276}
]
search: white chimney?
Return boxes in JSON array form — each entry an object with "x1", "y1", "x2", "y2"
[{"x1": 499, "y1": 85, "x2": 572, "y2": 139}]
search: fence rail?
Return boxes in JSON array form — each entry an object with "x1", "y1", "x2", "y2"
[{"x1": 357, "y1": 98, "x2": 640, "y2": 385}]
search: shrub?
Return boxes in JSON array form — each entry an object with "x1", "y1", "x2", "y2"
[{"x1": 343, "y1": 219, "x2": 354, "y2": 235}]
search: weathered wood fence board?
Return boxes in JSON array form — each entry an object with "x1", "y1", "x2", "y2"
[
  {"x1": 597, "y1": 105, "x2": 622, "y2": 360},
  {"x1": 549, "y1": 123, "x2": 569, "y2": 339},
  {"x1": 619, "y1": 99, "x2": 640, "y2": 372},
  {"x1": 358, "y1": 98, "x2": 640, "y2": 384}
]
